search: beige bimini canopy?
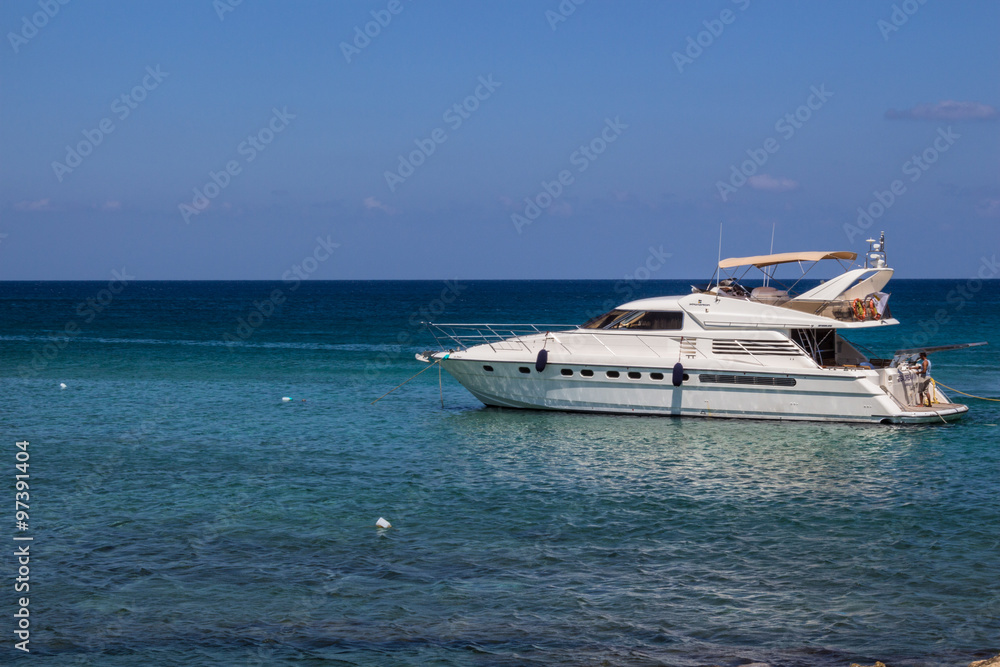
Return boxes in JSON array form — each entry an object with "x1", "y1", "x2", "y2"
[{"x1": 718, "y1": 251, "x2": 857, "y2": 269}]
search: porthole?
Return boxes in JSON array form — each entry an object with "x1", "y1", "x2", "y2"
[
  {"x1": 560, "y1": 368, "x2": 573, "y2": 376},
  {"x1": 519, "y1": 367, "x2": 531, "y2": 374},
  {"x1": 483, "y1": 365, "x2": 494, "y2": 372},
  {"x1": 650, "y1": 372, "x2": 664, "y2": 381},
  {"x1": 606, "y1": 370, "x2": 620, "y2": 379},
  {"x1": 628, "y1": 371, "x2": 641, "y2": 379},
  {"x1": 581, "y1": 369, "x2": 594, "y2": 377}
]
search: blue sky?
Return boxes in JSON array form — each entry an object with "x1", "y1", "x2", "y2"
[{"x1": 1, "y1": 0, "x2": 997, "y2": 279}]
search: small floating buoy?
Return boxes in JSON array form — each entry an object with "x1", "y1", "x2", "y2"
[
  {"x1": 281, "y1": 397, "x2": 292, "y2": 402},
  {"x1": 375, "y1": 517, "x2": 391, "y2": 529},
  {"x1": 59, "y1": 382, "x2": 67, "y2": 390},
  {"x1": 535, "y1": 349, "x2": 548, "y2": 372}
]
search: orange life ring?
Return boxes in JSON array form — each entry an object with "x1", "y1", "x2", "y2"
[
  {"x1": 852, "y1": 298, "x2": 866, "y2": 321},
  {"x1": 867, "y1": 298, "x2": 880, "y2": 320}
]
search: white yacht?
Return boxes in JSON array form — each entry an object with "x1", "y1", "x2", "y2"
[{"x1": 417, "y1": 234, "x2": 980, "y2": 424}]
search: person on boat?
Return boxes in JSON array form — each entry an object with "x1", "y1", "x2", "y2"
[{"x1": 916, "y1": 351, "x2": 933, "y2": 407}]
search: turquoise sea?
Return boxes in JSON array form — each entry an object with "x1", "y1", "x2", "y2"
[{"x1": 1, "y1": 280, "x2": 998, "y2": 666}]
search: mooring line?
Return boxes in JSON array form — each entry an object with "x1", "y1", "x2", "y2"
[
  {"x1": 934, "y1": 380, "x2": 1000, "y2": 402},
  {"x1": 371, "y1": 360, "x2": 441, "y2": 405}
]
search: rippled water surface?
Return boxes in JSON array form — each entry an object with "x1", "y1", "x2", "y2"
[{"x1": 1, "y1": 280, "x2": 998, "y2": 666}]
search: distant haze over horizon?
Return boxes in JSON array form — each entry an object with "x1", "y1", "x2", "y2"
[{"x1": 2, "y1": 1, "x2": 997, "y2": 280}]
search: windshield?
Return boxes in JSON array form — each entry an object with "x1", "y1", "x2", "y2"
[
  {"x1": 580, "y1": 310, "x2": 683, "y2": 330},
  {"x1": 580, "y1": 309, "x2": 628, "y2": 329}
]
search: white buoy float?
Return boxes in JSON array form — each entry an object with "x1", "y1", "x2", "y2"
[
  {"x1": 375, "y1": 517, "x2": 391, "y2": 529},
  {"x1": 281, "y1": 397, "x2": 291, "y2": 402},
  {"x1": 59, "y1": 382, "x2": 67, "y2": 390}
]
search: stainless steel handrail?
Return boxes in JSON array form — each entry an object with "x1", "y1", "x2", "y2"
[{"x1": 423, "y1": 322, "x2": 578, "y2": 352}]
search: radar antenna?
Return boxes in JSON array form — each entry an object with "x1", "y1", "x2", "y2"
[{"x1": 865, "y1": 231, "x2": 887, "y2": 268}]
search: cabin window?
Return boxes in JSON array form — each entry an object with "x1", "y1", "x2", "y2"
[
  {"x1": 519, "y1": 367, "x2": 531, "y2": 374},
  {"x1": 560, "y1": 368, "x2": 573, "y2": 376},
  {"x1": 628, "y1": 371, "x2": 641, "y2": 379},
  {"x1": 615, "y1": 311, "x2": 684, "y2": 330},
  {"x1": 650, "y1": 372, "x2": 664, "y2": 381},
  {"x1": 483, "y1": 365, "x2": 494, "y2": 372},
  {"x1": 606, "y1": 370, "x2": 620, "y2": 378},
  {"x1": 581, "y1": 309, "x2": 684, "y2": 330},
  {"x1": 581, "y1": 369, "x2": 594, "y2": 377}
]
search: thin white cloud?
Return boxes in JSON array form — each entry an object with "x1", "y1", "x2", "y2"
[
  {"x1": 14, "y1": 198, "x2": 53, "y2": 211},
  {"x1": 102, "y1": 200, "x2": 122, "y2": 211},
  {"x1": 363, "y1": 196, "x2": 396, "y2": 214},
  {"x1": 977, "y1": 198, "x2": 1000, "y2": 218},
  {"x1": 548, "y1": 201, "x2": 573, "y2": 217},
  {"x1": 886, "y1": 100, "x2": 997, "y2": 121},
  {"x1": 747, "y1": 175, "x2": 799, "y2": 193}
]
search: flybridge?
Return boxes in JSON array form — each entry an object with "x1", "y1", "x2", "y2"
[
  {"x1": 710, "y1": 249, "x2": 863, "y2": 298},
  {"x1": 697, "y1": 233, "x2": 896, "y2": 326}
]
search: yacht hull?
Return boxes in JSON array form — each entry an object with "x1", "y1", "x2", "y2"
[{"x1": 439, "y1": 358, "x2": 967, "y2": 425}]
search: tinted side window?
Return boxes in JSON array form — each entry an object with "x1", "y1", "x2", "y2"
[{"x1": 620, "y1": 311, "x2": 683, "y2": 330}]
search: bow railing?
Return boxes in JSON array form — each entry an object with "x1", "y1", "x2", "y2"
[{"x1": 423, "y1": 322, "x2": 578, "y2": 353}]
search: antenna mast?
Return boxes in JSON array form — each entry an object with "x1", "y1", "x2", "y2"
[
  {"x1": 713, "y1": 223, "x2": 723, "y2": 289},
  {"x1": 766, "y1": 223, "x2": 776, "y2": 286}
]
